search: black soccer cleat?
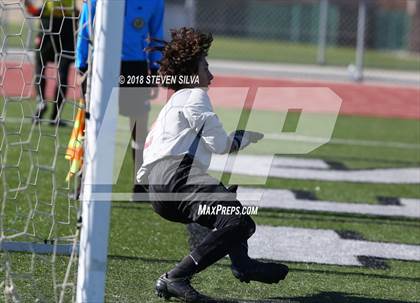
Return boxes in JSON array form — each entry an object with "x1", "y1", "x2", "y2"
[
  {"x1": 155, "y1": 273, "x2": 216, "y2": 303},
  {"x1": 231, "y1": 260, "x2": 289, "y2": 284}
]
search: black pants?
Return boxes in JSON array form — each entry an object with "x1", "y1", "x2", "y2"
[
  {"x1": 148, "y1": 155, "x2": 256, "y2": 272},
  {"x1": 35, "y1": 16, "x2": 75, "y2": 120}
]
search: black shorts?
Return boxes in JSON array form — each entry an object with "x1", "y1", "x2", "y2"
[
  {"x1": 148, "y1": 155, "x2": 245, "y2": 230},
  {"x1": 119, "y1": 61, "x2": 148, "y2": 88}
]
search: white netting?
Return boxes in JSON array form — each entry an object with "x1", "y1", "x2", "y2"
[{"x1": 0, "y1": 0, "x2": 87, "y2": 301}]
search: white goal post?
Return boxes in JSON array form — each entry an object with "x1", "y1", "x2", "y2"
[{"x1": 76, "y1": 0, "x2": 125, "y2": 302}]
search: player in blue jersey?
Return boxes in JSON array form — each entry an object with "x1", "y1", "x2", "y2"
[{"x1": 75, "y1": 0, "x2": 164, "y2": 194}]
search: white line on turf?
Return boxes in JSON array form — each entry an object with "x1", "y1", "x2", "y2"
[
  {"x1": 209, "y1": 154, "x2": 420, "y2": 184},
  {"x1": 249, "y1": 225, "x2": 420, "y2": 266},
  {"x1": 238, "y1": 187, "x2": 420, "y2": 218},
  {"x1": 264, "y1": 133, "x2": 420, "y2": 150}
]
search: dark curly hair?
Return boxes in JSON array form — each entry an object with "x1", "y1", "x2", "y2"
[{"x1": 148, "y1": 27, "x2": 213, "y2": 90}]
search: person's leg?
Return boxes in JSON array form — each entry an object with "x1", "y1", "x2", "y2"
[
  {"x1": 34, "y1": 35, "x2": 46, "y2": 101},
  {"x1": 34, "y1": 48, "x2": 48, "y2": 120},
  {"x1": 129, "y1": 118, "x2": 136, "y2": 164},
  {"x1": 130, "y1": 112, "x2": 148, "y2": 194},
  {"x1": 192, "y1": 207, "x2": 256, "y2": 271},
  {"x1": 168, "y1": 209, "x2": 255, "y2": 276},
  {"x1": 151, "y1": 159, "x2": 287, "y2": 300},
  {"x1": 49, "y1": 57, "x2": 70, "y2": 122},
  {"x1": 34, "y1": 19, "x2": 54, "y2": 120},
  {"x1": 183, "y1": 182, "x2": 288, "y2": 284},
  {"x1": 155, "y1": 198, "x2": 255, "y2": 302},
  {"x1": 118, "y1": 61, "x2": 150, "y2": 194},
  {"x1": 148, "y1": 158, "x2": 229, "y2": 301},
  {"x1": 224, "y1": 186, "x2": 288, "y2": 284},
  {"x1": 51, "y1": 57, "x2": 73, "y2": 122},
  {"x1": 185, "y1": 206, "x2": 288, "y2": 284},
  {"x1": 154, "y1": 162, "x2": 252, "y2": 276},
  {"x1": 50, "y1": 15, "x2": 75, "y2": 123},
  {"x1": 155, "y1": 204, "x2": 254, "y2": 302},
  {"x1": 186, "y1": 185, "x2": 238, "y2": 251},
  {"x1": 229, "y1": 241, "x2": 252, "y2": 269},
  {"x1": 149, "y1": 187, "x2": 214, "y2": 301},
  {"x1": 134, "y1": 113, "x2": 148, "y2": 173},
  {"x1": 187, "y1": 223, "x2": 211, "y2": 251}
]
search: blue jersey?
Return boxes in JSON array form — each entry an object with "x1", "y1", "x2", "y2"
[{"x1": 75, "y1": 0, "x2": 164, "y2": 71}]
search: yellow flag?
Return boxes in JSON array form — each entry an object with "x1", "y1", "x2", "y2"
[{"x1": 65, "y1": 98, "x2": 86, "y2": 182}]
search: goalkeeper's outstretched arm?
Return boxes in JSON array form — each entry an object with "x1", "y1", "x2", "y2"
[{"x1": 181, "y1": 89, "x2": 264, "y2": 155}]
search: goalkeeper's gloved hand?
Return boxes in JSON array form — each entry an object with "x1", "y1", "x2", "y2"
[{"x1": 229, "y1": 130, "x2": 264, "y2": 152}]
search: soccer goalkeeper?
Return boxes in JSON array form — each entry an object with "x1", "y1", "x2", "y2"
[{"x1": 138, "y1": 28, "x2": 289, "y2": 302}]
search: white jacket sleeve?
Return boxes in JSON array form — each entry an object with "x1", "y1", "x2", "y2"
[{"x1": 182, "y1": 89, "x2": 233, "y2": 154}]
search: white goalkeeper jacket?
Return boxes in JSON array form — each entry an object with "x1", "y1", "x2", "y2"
[{"x1": 137, "y1": 88, "x2": 234, "y2": 183}]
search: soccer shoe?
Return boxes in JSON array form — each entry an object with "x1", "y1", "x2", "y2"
[
  {"x1": 155, "y1": 273, "x2": 215, "y2": 303},
  {"x1": 231, "y1": 260, "x2": 289, "y2": 284}
]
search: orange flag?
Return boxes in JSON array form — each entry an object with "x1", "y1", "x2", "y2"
[{"x1": 65, "y1": 98, "x2": 86, "y2": 181}]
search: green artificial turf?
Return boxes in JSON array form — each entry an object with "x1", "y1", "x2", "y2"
[
  {"x1": 210, "y1": 36, "x2": 420, "y2": 72},
  {"x1": 103, "y1": 203, "x2": 420, "y2": 302}
]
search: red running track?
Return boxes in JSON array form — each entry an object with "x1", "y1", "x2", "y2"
[{"x1": 1, "y1": 62, "x2": 419, "y2": 119}]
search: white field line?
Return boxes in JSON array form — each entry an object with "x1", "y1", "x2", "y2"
[
  {"x1": 238, "y1": 187, "x2": 420, "y2": 218},
  {"x1": 249, "y1": 225, "x2": 420, "y2": 266},
  {"x1": 264, "y1": 133, "x2": 420, "y2": 150},
  {"x1": 210, "y1": 154, "x2": 420, "y2": 184}
]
